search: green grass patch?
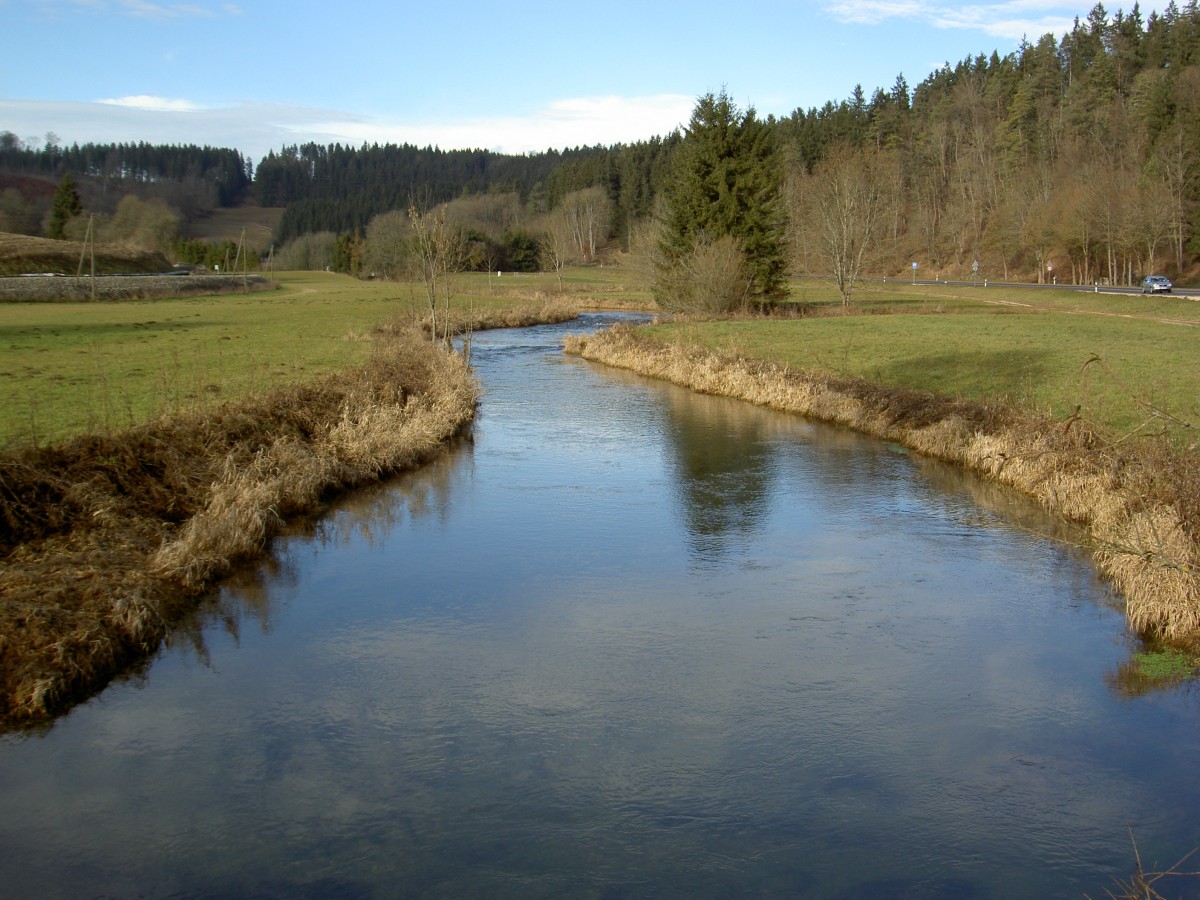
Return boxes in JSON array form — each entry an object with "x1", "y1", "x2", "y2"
[
  {"x1": 1133, "y1": 649, "x2": 1195, "y2": 680},
  {"x1": 653, "y1": 280, "x2": 1200, "y2": 442}
]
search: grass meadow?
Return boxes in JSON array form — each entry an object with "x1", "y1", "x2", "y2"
[
  {"x1": 3, "y1": 266, "x2": 1196, "y2": 450},
  {"x1": 662, "y1": 280, "x2": 1200, "y2": 446},
  {"x1": 0, "y1": 268, "x2": 619, "y2": 448}
]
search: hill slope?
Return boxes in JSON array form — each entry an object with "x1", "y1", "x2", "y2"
[{"x1": 0, "y1": 232, "x2": 172, "y2": 277}]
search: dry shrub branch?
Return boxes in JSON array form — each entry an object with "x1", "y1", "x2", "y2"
[
  {"x1": 564, "y1": 325, "x2": 1200, "y2": 640},
  {"x1": 0, "y1": 327, "x2": 478, "y2": 727}
]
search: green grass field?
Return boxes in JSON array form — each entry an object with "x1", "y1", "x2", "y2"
[
  {"x1": 3, "y1": 268, "x2": 1196, "y2": 449},
  {"x1": 0, "y1": 269, "x2": 594, "y2": 447},
  {"x1": 657, "y1": 280, "x2": 1200, "y2": 443}
]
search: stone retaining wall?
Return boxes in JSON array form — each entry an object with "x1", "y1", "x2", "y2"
[{"x1": 0, "y1": 274, "x2": 272, "y2": 302}]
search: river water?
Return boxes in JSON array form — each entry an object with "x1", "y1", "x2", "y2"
[{"x1": 1, "y1": 312, "x2": 1198, "y2": 898}]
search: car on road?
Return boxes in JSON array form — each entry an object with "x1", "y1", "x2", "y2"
[{"x1": 1141, "y1": 275, "x2": 1173, "y2": 294}]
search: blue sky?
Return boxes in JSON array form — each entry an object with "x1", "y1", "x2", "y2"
[{"x1": 0, "y1": 1, "x2": 1162, "y2": 165}]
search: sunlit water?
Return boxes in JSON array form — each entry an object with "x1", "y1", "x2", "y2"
[{"x1": 2, "y1": 312, "x2": 1198, "y2": 899}]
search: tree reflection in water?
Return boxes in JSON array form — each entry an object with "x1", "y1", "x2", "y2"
[{"x1": 660, "y1": 390, "x2": 776, "y2": 565}]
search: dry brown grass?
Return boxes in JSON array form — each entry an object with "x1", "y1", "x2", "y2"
[
  {"x1": 422, "y1": 297, "x2": 582, "y2": 335},
  {"x1": 0, "y1": 327, "x2": 478, "y2": 727},
  {"x1": 0, "y1": 230, "x2": 173, "y2": 277},
  {"x1": 565, "y1": 325, "x2": 1200, "y2": 642}
]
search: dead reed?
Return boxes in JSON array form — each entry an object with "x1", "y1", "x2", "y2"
[
  {"x1": 396, "y1": 297, "x2": 581, "y2": 339},
  {"x1": 564, "y1": 325, "x2": 1200, "y2": 642},
  {"x1": 0, "y1": 327, "x2": 478, "y2": 727}
]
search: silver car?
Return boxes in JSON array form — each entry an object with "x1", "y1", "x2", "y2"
[{"x1": 1141, "y1": 275, "x2": 1173, "y2": 294}]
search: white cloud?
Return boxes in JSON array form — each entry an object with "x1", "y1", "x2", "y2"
[
  {"x1": 98, "y1": 94, "x2": 205, "y2": 111},
  {"x1": 0, "y1": 94, "x2": 693, "y2": 163},
  {"x1": 824, "y1": 1, "x2": 1081, "y2": 40},
  {"x1": 826, "y1": 0, "x2": 926, "y2": 24},
  {"x1": 293, "y1": 94, "x2": 694, "y2": 155}
]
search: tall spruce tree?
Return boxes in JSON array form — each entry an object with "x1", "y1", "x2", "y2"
[
  {"x1": 47, "y1": 173, "x2": 82, "y2": 240},
  {"x1": 656, "y1": 90, "x2": 787, "y2": 307}
]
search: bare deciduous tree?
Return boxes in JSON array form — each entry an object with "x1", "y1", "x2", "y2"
[
  {"x1": 561, "y1": 186, "x2": 612, "y2": 262},
  {"x1": 538, "y1": 207, "x2": 576, "y2": 290},
  {"x1": 792, "y1": 144, "x2": 899, "y2": 307},
  {"x1": 408, "y1": 204, "x2": 468, "y2": 345},
  {"x1": 363, "y1": 209, "x2": 411, "y2": 279},
  {"x1": 653, "y1": 233, "x2": 752, "y2": 314}
]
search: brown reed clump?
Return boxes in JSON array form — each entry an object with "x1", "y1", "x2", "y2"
[
  {"x1": 396, "y1": 298, "x2": 581, "y2": 340},
  {"x1": 564, "y1": 324, "x2": 1200, "y2": 642},
  {"x1": 0, "y1": 327, "x2": 478, "y2": 728}
]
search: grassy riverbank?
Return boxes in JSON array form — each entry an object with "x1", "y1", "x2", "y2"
[
  {"x1": 0, "y1": 327, "x2": 479, "y2": 727},
  {"x1": 6, "y1": 265, "x2": 1196, "y2": 721},
  {"x1": 0, "y1": 267, "x2": 626, "y2": 727},
  {"x1": 770, "y1": 280, "x2": 1200, "y2": 442},
  {"x1": 565, "y1": 284, "x2": 1200, "y2": 643}
]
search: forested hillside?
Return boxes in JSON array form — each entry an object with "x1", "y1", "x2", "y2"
[
  {"x1": 0, "y1": 137, "x2": 250, "y2": 216},
  {"x1": 2, "y1": 2, "x2": 1198, "y2": 285},
  {"x1": 254, "y1": 143, "x2": 625, "y2": 244},
  {"x1": 778, "y1": 1, "x2": 1200, "y2": 283}
]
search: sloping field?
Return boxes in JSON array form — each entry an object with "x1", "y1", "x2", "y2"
[
  {"x1": 0, "y1": 273, "x2": 272, "y2": 303},
  {"x1": 0, "y1": 231, "x2": 171, "y2": 277},
  {"x1": 184, "y1": 206, "x2": 283, "y2": 247}
]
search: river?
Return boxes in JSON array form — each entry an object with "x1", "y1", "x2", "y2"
[{"x1": 1, "y1": 312, "x2": 1197, "y2": 898}]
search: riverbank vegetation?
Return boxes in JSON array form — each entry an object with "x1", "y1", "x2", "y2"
[
  {"x1": 0, "y1": 321, "x2": 479, "y2": 726},
  {"x1": 4, "y1": 0, "x2": 1200, "y2": 720}
]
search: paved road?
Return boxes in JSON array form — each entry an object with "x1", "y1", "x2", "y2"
[{"x1": 881, "y1": 276, "x2": 1200, "y2": 299}]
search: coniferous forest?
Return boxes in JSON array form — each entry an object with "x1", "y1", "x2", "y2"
[{"x1": 2, "y1": 2, "x2": 1199, "y2": 286}]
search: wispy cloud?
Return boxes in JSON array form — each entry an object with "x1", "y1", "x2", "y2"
[
  {"x1": 824, "y1": 1, "x2": 1078, "y2": 40},
  {"x1": 98, "y1": 94, "x2": 205, "y2": 111},
  {"x1": 24, "y1": 0, "x2": 238, "y2": 17},
  {"x1": 119, "y1": 0, "x2": 212, "y2": 17}
]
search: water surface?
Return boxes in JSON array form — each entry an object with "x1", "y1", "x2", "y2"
[{"x1": 1, "y1": 312, "x2": 1197, "y2": 898}]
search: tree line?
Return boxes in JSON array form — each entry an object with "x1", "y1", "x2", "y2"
[
  {"x1": 781, "y1": 0, "x2": 1200, "y2": 289},
  {"x1": 298, "y1": 0, "x2": 1200, "y2": 297},
  {"x1": 3, "y1": 2, "x2": 1198, "y2": 294},
  {"x1": 255, "y1": 142, "x2": 623, "y2": 245},
  {"x1": 0, "y1": 134, "x2": 250, "y2": 207}
]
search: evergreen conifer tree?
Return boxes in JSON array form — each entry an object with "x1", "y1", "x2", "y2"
[
  {"x1": 656, "y1": 91, "x2": 787, "y2": 307},
  {"x1": 47, "y1": 173, "x2": 82, "y2": 240}
]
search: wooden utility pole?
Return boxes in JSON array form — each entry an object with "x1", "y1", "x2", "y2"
[
  {"x1": 235, "y1": 226, "x2": 248, "y2": 292},
  {"x1": 76, "y1": 214, "x2": 96, "y2": 301}
]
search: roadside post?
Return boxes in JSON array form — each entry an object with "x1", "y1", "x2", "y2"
[{"x1": 912, "y1": 261, "x2": 917, "y2": 284}]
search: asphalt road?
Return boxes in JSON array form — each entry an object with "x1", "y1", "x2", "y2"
[{"x1": 880, "y1": 276, "x2": 1200, "y2": 299}]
